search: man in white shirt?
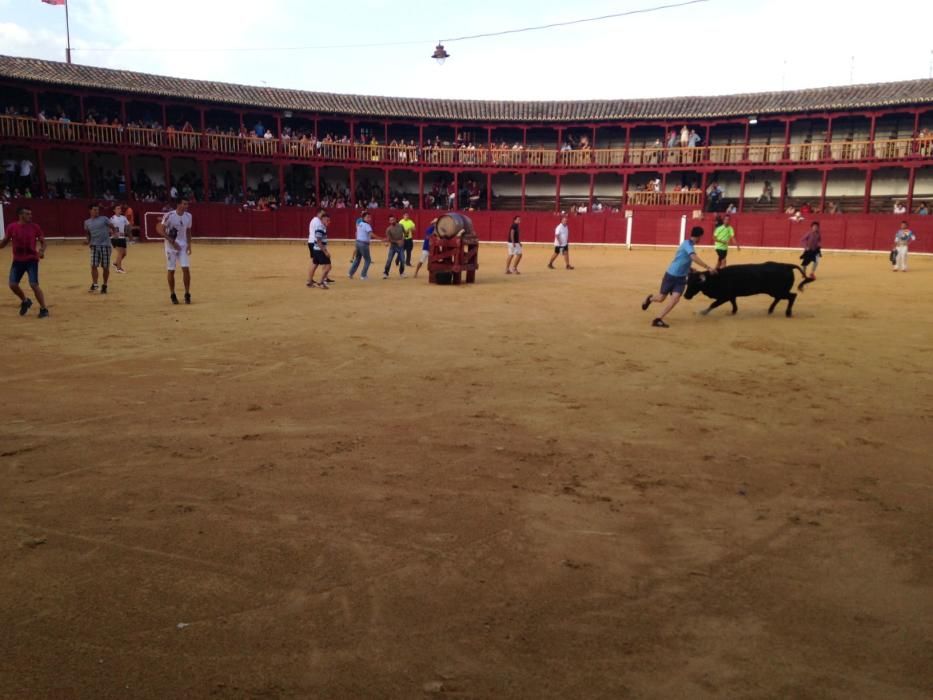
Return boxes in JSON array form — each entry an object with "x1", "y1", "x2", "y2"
[
  {"x1": 307, "y1": 210, "x2": 332, "y2": 288},
  {"x1": 547, "y1": 215, "x2": 575, "y2": 270},
  {"x1": 109, "y1": 203, "x2": 130, "y2": 273},
  {"x1": 156, "y1": 198, "x2": 193, "y2": 304}
]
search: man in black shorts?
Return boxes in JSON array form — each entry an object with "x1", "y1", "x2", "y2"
[
  {"x1": 309, "y1": 212, "x2": 332, "y2": 289},
  {"x1": 110, "y1": 203, "x2": 130, "y2": 272}
]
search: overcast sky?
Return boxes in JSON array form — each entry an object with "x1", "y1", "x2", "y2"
[{"x1": 1, "y1": 0, "x2": 930, "y2": 101}]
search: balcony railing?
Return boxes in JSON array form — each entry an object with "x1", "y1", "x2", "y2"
[{"x1": 3, "y1": 115, "x2": 931, "y2": 169}]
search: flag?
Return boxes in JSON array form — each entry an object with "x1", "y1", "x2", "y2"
[{"x1": 42, "y1": 0, "x2": 66, "y2": 5}]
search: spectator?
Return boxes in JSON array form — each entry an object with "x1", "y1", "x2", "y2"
[
  {"x1": 893, "y1": 200, "x2": 907, "y2": 214},
  {"x1": 757, "y1": 181, "x2": 773, "y2": 203},
  {"x1": 706, "y1": 182, "x2": 723, "y2": 211},
  {"x1": 799, "y1": 202, "x2": 813, "y2": 215},
  {"x1": 916, "y1": 202, "x2": 929, "y2": 216}
]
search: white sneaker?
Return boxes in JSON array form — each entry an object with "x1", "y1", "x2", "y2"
[
  {"x1": 360, "y1": 275, "x2": 368, "y2": 280},
  {"x1": 400, "y1": 273, "x2": 408, "y2": 278}
]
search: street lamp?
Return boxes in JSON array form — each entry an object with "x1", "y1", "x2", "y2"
[{"x1": 432, "y1": 43, "x2": 450, "y2": 65}]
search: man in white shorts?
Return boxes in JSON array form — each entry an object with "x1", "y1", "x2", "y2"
[
  {"x1": 156, "y1": 198, "x2": 193, "y2": 304},
  {"x1": 506, "y1": 215, "x2": 522, "y2": 274}
]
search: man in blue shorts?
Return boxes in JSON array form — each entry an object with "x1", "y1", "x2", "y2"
[
  {"x1": 2, "y1": 206, "x2": 49, "y2": 318},
  {"x1": 641, "y1": 226, "x2": 716, "y2": 328}
]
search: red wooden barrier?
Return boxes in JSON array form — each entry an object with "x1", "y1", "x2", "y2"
[{"x1": 2, "y1": 199, "x2": 931, "y2": 253}]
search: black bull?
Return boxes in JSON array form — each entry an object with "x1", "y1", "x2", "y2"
[{"x1": 684, "y1": 262, "x2": 815, "y2": 317}]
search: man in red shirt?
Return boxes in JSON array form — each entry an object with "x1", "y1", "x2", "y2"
[{"x1": 1, "y1": 206, "x2": 49, "y2": 317}]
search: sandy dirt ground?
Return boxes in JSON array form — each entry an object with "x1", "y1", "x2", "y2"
[{"x1": 1, "y1": 240, "x2": 931, "y2": 700}]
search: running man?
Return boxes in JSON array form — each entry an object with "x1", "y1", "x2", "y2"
[
  {"x1": 641, "y1": 226, "x2": 717, "y2": 328},
  {"x1": 399, "y1": 212, "x2": 416, "y2": 267},
  {"x1": 84, "y1": 204, "x2": 114, "y2": 294},
  {"x1": 800, "y1": 221, "x2": 821, "y2": 279},
  {"x1": 413, "y1": 218, "x2": 437, "y2": 279},
  {"x1": 713, "y1": 214, "x2": 740, "y2": 269},
  {"x1": 548, "y1": 215, "x2": 574, "y2": 270},
  {"x1": 309, "y1": 212, "x2": 332, "y2": 288},
  {"x1": 156, "y1": 198, "x2": 193, "y2": 304},
  {"x1": 110, "y1": 203, "x2": 130, "y2": 272},
  {"x1": 349, "y1": 212, "x2": 376, "y2": 280},
  {"x1": 892, "y1": 221, "x2": 916, "y2": 272},
  {"x1": 383, "y1": 216, "x2": 407, "y2": 279},
  {"x1": 1, "y1": 206, "x2": 49, "y2": 318},
  {"x1": 506, "y1": 215, "x2": 522, "y2": 274}
]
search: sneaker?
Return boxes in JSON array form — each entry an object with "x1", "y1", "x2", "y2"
[
  {"x1": 400, "y1": 273, "x2": 408, "y2": 278},
  {"x1": 306, "y1": 280, "x2": 317, "y2": 287},
  {"x1": 506, "y1": 269, "x2": 512, "y2": 274},
  {"x1": 100, "y1": 285, "x2": 108, "y2": 294},
  {"x1": 171, "y1": 293, "x2": 179, "y2": 305},
  {"x1": 325, "y1": 277, "x2": 335, "y2": 284},
  {"x1": 651, "y1": 318, "x2": 670, "y2": 328},
  {"x1": 348, "y1": 274, "x2": 354, "y2": 280},
  {"x1": 382, "y1": 273, "x2": 389, "y2": 279},
  {"x1": 19, "y1": 298, "x2": 33, "y2": 316},
  {"x1": 641, "y1": 294, "x2": 652, "y2": 311},
  {"x1": 566, "y1": 265, "x2": 575, "y2": 270},
  {"x1": 512, "y1": 269, "x2": 521, "y2": 275},
  {"x1": 184, "y1": 293, "x2": 191, "y2": 304},
  {"x1": 319, "y1": 281, "x2": 329, "y2": 290},
  {"x1": 114, "y1": 267, "x2": 126, "y2": 274},
  {"x1": 89, "y1": 284, "x2": 98, "y2": 293},
  {"x1": 360, "y1": 275, "x2": 368, "y2": 281},
  {"x1": 37, "y1": 307, "x2": 49, "y2": 319},
  {"x1": 547, "y1": 264, "x2": 555, "y2": 270}
]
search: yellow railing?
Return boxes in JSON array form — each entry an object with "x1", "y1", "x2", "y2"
[
  {"x1": 626, "y1": 191, "x2": 703, "y2": 206},
  {"x1": 0, "y1": 115, "x2": 928, "y2": 169}
]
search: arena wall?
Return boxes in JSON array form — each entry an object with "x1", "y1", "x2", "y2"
[{"x1": 4, "y1": 199, "x2": 930, "y2": 254}]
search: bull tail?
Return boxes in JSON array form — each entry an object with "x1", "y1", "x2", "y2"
[{"x1": 793, "y1": 265, "x2": 815, "y2": 292}]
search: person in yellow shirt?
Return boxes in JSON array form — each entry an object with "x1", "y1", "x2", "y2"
[{"x1": 399, "y1": 212, "x2": 416, "y2": 267}]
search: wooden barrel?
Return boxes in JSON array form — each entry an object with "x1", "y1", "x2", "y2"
[{"x1": 435, "y1": 212, "x2": 475, "y2": 239}]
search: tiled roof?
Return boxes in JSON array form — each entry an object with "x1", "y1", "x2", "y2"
[{"x1": 2, "y1": 54, "x2": 932, "y2": 123}]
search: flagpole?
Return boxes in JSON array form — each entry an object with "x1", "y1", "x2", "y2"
[{"x1": 64, "y1": 0, "x2": 72, "y2": 64}]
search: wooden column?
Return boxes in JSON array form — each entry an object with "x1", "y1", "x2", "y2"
[
  {"x1": 161, "y1": 103, "x2": 168, "y2": 128},
  {"x1": 520, "y1": 172, "x2": 526, "y2": 211},
  {"x1": 122, "y1": 153, "x2": 131, "y2": 199},
  {"x1": 418, "y1": 124, "x2": 424, "y2": 150},
  {"x1": 36, "y1": 148, "x2": 48, "y2": 197},
  {"x1": 824, "y1": 117, "x2": 834, "y2": 161},
  {"x1": 315, "y1": 166, "x2": 321, "y2": 206},
  {"x1": 349, "y1": 167, "x2": 356, "y2": 207},
  {"x1": 905, "y1": 167, "x2": 916, "y2": 212},
  {"x1": 383, "y1": 168, "x2": 389, "y2": 209},
  {"x1": 738, "y1": 170, "x2": 747, "y2": 213},
  {"x1": 587, "y1": 172, "x2": 595, "y2": 210},
  {"x1": 868, "y1": 114, "x2": 878, "y2": 159},
  {"x1": 32, "y1": 89, "x2": 40, "y2": 117},
  {"x1": 778, "y1": 170, "x2": 789, "y2": 212},
  {"x1": 79, "y1": 95, "x2": 86, "y2": 121},
  {"x1": 819, "y1": 169, "x2": 829, "y2": 213},
  {"x1": 862, "y1": 168, "x2": 873, "y2": 214},
  {"x1": 486, "y1": 172, "x2": 492, "y2": 211},
  {"x1": 199, "y1": 108, "x2": 206, "y2": 132},
  {"x1": 621, "y1": 171, "x2": 629, "y2": 208},
  {"x1": 742, "y1": 119, "x2": 751, "y2": 162},
  {"x1": 241, "y1": 161, "x2": 248, "y2": 202},
  {"x1": 82, "y1": 150, "x2": 91, "y2": 198},
  {"x1": 203, "y1": 160, "x2": 211, "y2": 202},
  {"x1": 417, "y1": 170, "x2": 424, "y2": 210},
  {"x1": 782, "y1": 119, "x2": 792, "y2": 160},
  {"x1": 120, "y1": 99, "x2": 128, "y2": 125},
  {"x1": 278, "y1": 163, "x2": 285, "y2": 202},
  {"x1": 164, "y1": 156, "x2": 172, "y2": 197},
  {"x1": 555, "y1": 173, "x2": 561, "y2": 212},
  {"x1": 700, "y1": 171, "x2": 709, "y2": 210},
  {"x1": 383, "y1": 121, "x2": 389, "y2": 144},
  {"x1": 453, "y1": 171, "x2": 459, "y2": 211}
]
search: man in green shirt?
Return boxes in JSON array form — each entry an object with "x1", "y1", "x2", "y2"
[
  {"x1": 713, "y1": 214, "x2": 740, "y2": 269},
  {"x1": 399, "y1": 212, "x2": 416, "y2": 267}
]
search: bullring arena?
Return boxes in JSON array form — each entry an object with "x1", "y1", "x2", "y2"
[{"x1": 2, "y1": 54, "x2": 933, "y2": 699}]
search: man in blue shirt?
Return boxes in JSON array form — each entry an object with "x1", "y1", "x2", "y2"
[
  {"x1": 413, "y1": 218, "x2": 437, "y2": 279},
  {"x1": 641, "y1": 226, "x2": 717, "y2": 328},
  {"x1": 349, "y1": 212, "x2": 376, "y2": 280}
]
